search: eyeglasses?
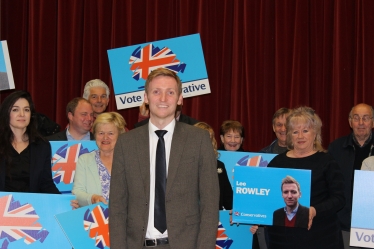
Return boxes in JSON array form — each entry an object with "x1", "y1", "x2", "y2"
[{"x1": 350, "y1": 115, "x2": 373, "y2": 123}]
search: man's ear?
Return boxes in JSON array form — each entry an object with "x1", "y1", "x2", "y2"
[
  {"x1": 177, "y1": 93, "x2": 183, "y2": 106},
  {"x1": 67, "y1": 112, "x2": 73, "y2": 121}
]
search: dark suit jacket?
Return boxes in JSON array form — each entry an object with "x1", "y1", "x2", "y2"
[
  {"x1": 109, "y1": 122, "x2": 219, "y2": 249},
  {"x1": 272, "y1": 204, "x2": 309, "y2": 228},
  {"x1": 134, "y1": 113, "x2": 198, "y2": 128},
  {"x1": 217, "y1": 160, "x2": 233, "y2": 210},
  {"x1": 47, "y1": 129, "x2": 94, "y2": 141},
  {"x1": 0, "y1": 139, "x2": 60, "y2": 194}
]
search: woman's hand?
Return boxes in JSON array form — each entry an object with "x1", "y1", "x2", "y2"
[
  {"x1": 308, "y1": 206, "x2": 316, "y2": 230},
  {"x1": 70, "y1": 199, "x2": 79, "y2": 209},
  {"x1": 91, "y1": 194, "x2": 108, "y2": 205},
  {"x1": 250, "y1": 225, "x2": 259, "y2": 234}
]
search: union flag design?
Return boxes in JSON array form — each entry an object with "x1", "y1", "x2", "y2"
[
  {"x1": 83, "y1": 205, "x2": 110, "y2": 249},
  {"x1": 129, "y1": 44, "x2": 186, "y2": 81},
  {"x1": 52, "y1": 143, "x2": 91, "y2": 184},
  {"x1": 236, "y1": 155, "x2": 269, "y2": 167},
  {"x1": 0, "y1": 195, "x2": 49, "y2": 248},
  {"x1": 216, "y1": 222, "x2": 233, "y2": 249}
]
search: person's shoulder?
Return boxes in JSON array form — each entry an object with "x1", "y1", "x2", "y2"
[
  {"x1": 47, "y1": 130, "x2": 66, "y2": 141},
  {"x1": 315, "y1": 151, "x2": 336, "y2": 162},
  {"x1": 178, "y1": 122, "x2": 209, "y2": 138},
  {"x1": 267, "y1": 152, "x2": 287, "y2": 167},
  {"x1": 298, "y1": 204, "x2": 309, "y2": 211},
  {"x1": 118, "y1": 125, "x2": 147, "y2": 140},
  {"x1": 260, "y1": 140, "x2": 277, "y2": 153},
  {"x1": 79, "y1": 150, "x2": 96, "y2": 159},
  {"x1": 363, "y1": 156, "x2": 374, "y2": 164},
  {"x1": 134, "y1": 118, "x2": 149, "y2": 128},
  {"x1": 328, "y1": 134, "x2": 351, "y2": 148},
  {"x1": 273, "y1": 207, "x2": 284, "y2": 215},
  {"x1": 179, "y1": 114, "x2": 198, "y2": 125},
  {"x1": 77, "y1": 150, "x2": 96, "y2": 165}
]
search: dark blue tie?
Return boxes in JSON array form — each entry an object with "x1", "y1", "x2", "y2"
[{"x1": 154, "y1": 130, "x2": 168, "y2": 233}]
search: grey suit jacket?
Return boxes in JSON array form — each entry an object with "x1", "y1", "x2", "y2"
[{"x1": 109, "y1": 122, "x2": 219, "y2": 249}]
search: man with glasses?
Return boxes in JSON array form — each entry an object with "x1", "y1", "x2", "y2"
[{"x1": 328, "y1": 103, "x2": 374, "y2": 249}]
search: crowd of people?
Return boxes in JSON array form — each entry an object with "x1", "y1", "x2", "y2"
[{"x1": 1, "y1": 68, "x2": 373, "y2": 249}]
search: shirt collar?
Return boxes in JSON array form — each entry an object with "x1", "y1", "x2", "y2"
[
  {"x1": 66, "y1": 128, "x2": 91, "y2": 141},
  {"x1": 149, "y1": 119, "x2": 176, "y2": 135},
  {"x1": 284, "y1": 203, "x2": 299, "y2": 214},
  {"x1": 352, "y1": 132, "x2": 373, "y2": 147}
]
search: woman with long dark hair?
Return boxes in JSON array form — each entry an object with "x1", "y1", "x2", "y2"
[{"x1": 0, "y1": 90, "x2": 59, "y2": 193}]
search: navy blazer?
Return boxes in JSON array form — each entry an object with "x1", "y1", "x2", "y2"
[{"x1": 0, "y1": 139, "x2": 60, "y2": 194}]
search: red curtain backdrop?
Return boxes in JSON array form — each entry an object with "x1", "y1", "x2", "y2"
[{"x1": 1, "y1": 0, "x2": 374, "y2": 151}]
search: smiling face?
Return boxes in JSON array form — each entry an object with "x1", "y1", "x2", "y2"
[
  {"x1": 95, "y1": 122, "x2": 119, "y2": 153},
  {"x1": 273, "y1": 114, "x2": 287, "y2": 147},
  {"x1": 282, "y1": 183, "x2": 301, "y2": 210},
  {"x1": 9, "y1": 98, "x2": 31, "y2": 133},
  {"x1": 68, "y1": 100, "x2": 94, "y2": 135},
  {"x1": 88, "y1": 87, "x2": 109, "y2": 116},
  {"x1": 290, "y1": 121, "x2": 316, "y2": 154},
  {"x1": 220, "y1": 129, "x2": 243, "y2": 151},
  {"x1": 144, "y1": 75, "x2": 183, "y2": 128}
]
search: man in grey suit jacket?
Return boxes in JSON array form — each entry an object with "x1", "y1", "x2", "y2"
[{"x1": 109, "y1": 68, "x2": 219, "y2": 249}]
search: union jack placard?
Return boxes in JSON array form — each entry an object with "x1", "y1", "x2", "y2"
[
  {"x1": 55, "y1": 203, "x2": 110, "y2": 249},
  {"x1": 50, "y1": 141, "x2": 98, "y2": 194},
  {"x1": 0, "y1": 192, "x2": 73, "y2": 249},
  {"x1": 108, "y1": 34, "x2": 210, "y2": 109}
]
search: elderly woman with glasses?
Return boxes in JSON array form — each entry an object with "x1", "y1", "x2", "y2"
[{"x1": 266, "y1": 107, "x2": 345, "y2": 249}]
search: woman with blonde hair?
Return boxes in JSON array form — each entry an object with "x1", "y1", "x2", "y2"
[
  {"x1": 73, "y1": 112, "x2": 126, "y2": 206},
  {"x1": 267, "y1": 107, "x2": 344, "y2": 248}
]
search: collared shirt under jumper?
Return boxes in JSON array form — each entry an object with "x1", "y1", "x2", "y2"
[{"x1": 146, "y1": 119, "x2": 175, "y2": 239}]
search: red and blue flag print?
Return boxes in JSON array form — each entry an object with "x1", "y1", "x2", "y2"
[
  {"x1": 83, "y1": 205, "x2": 110, "y2": 249},
  {"x1": 129, "y1": 44, "x2": 186, "y2": 81},
  {"x1": 52, "y1": 143, "x2": 90, "y2": 184},
  {"x1": 216, "y1": 222, "x2": 233, "y2": 249},
  {"x1": 0, "y1": 195, "x2": 49, "y2": 249}
]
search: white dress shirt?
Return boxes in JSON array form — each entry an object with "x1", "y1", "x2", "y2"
[{"x1": 146, "y1": 119, "x2": 175, "y2": 239}]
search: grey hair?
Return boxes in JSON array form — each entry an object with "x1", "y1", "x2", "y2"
[{"x1": 82, "y1": 79, "x2": 110, "y2": 99}]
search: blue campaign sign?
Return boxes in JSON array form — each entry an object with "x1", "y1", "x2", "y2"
[
  {"x1": 350, "y1": 170, "x2": 374, "y2": 248},
  {"x1": 217, "y1": 211, "x2": 253, "y2": 249},
  {"x1": 107, "y1": 34, "x2": 210, "y2": 109},
  {"x1": 0, "y1": 40, "x2": 15, "y2": 91},
  {"x1": 0, "y1": 192, "x2": 74, "y2": 249},
  {"x1": 55, "y1": 203, "x2": 109, "y2": 249},
  {"x1": 232, "y1": 167, "x2": 311, "y2": 226},
  {"x1": 50, "y1": 141, "x2": 98, "y2": 194},
  {"x1": 218, "y1": 151, "x2": 277, "y2": 188},
  {"x1": 56, "y1": 206, "x2": 250, "y2": 249}
]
